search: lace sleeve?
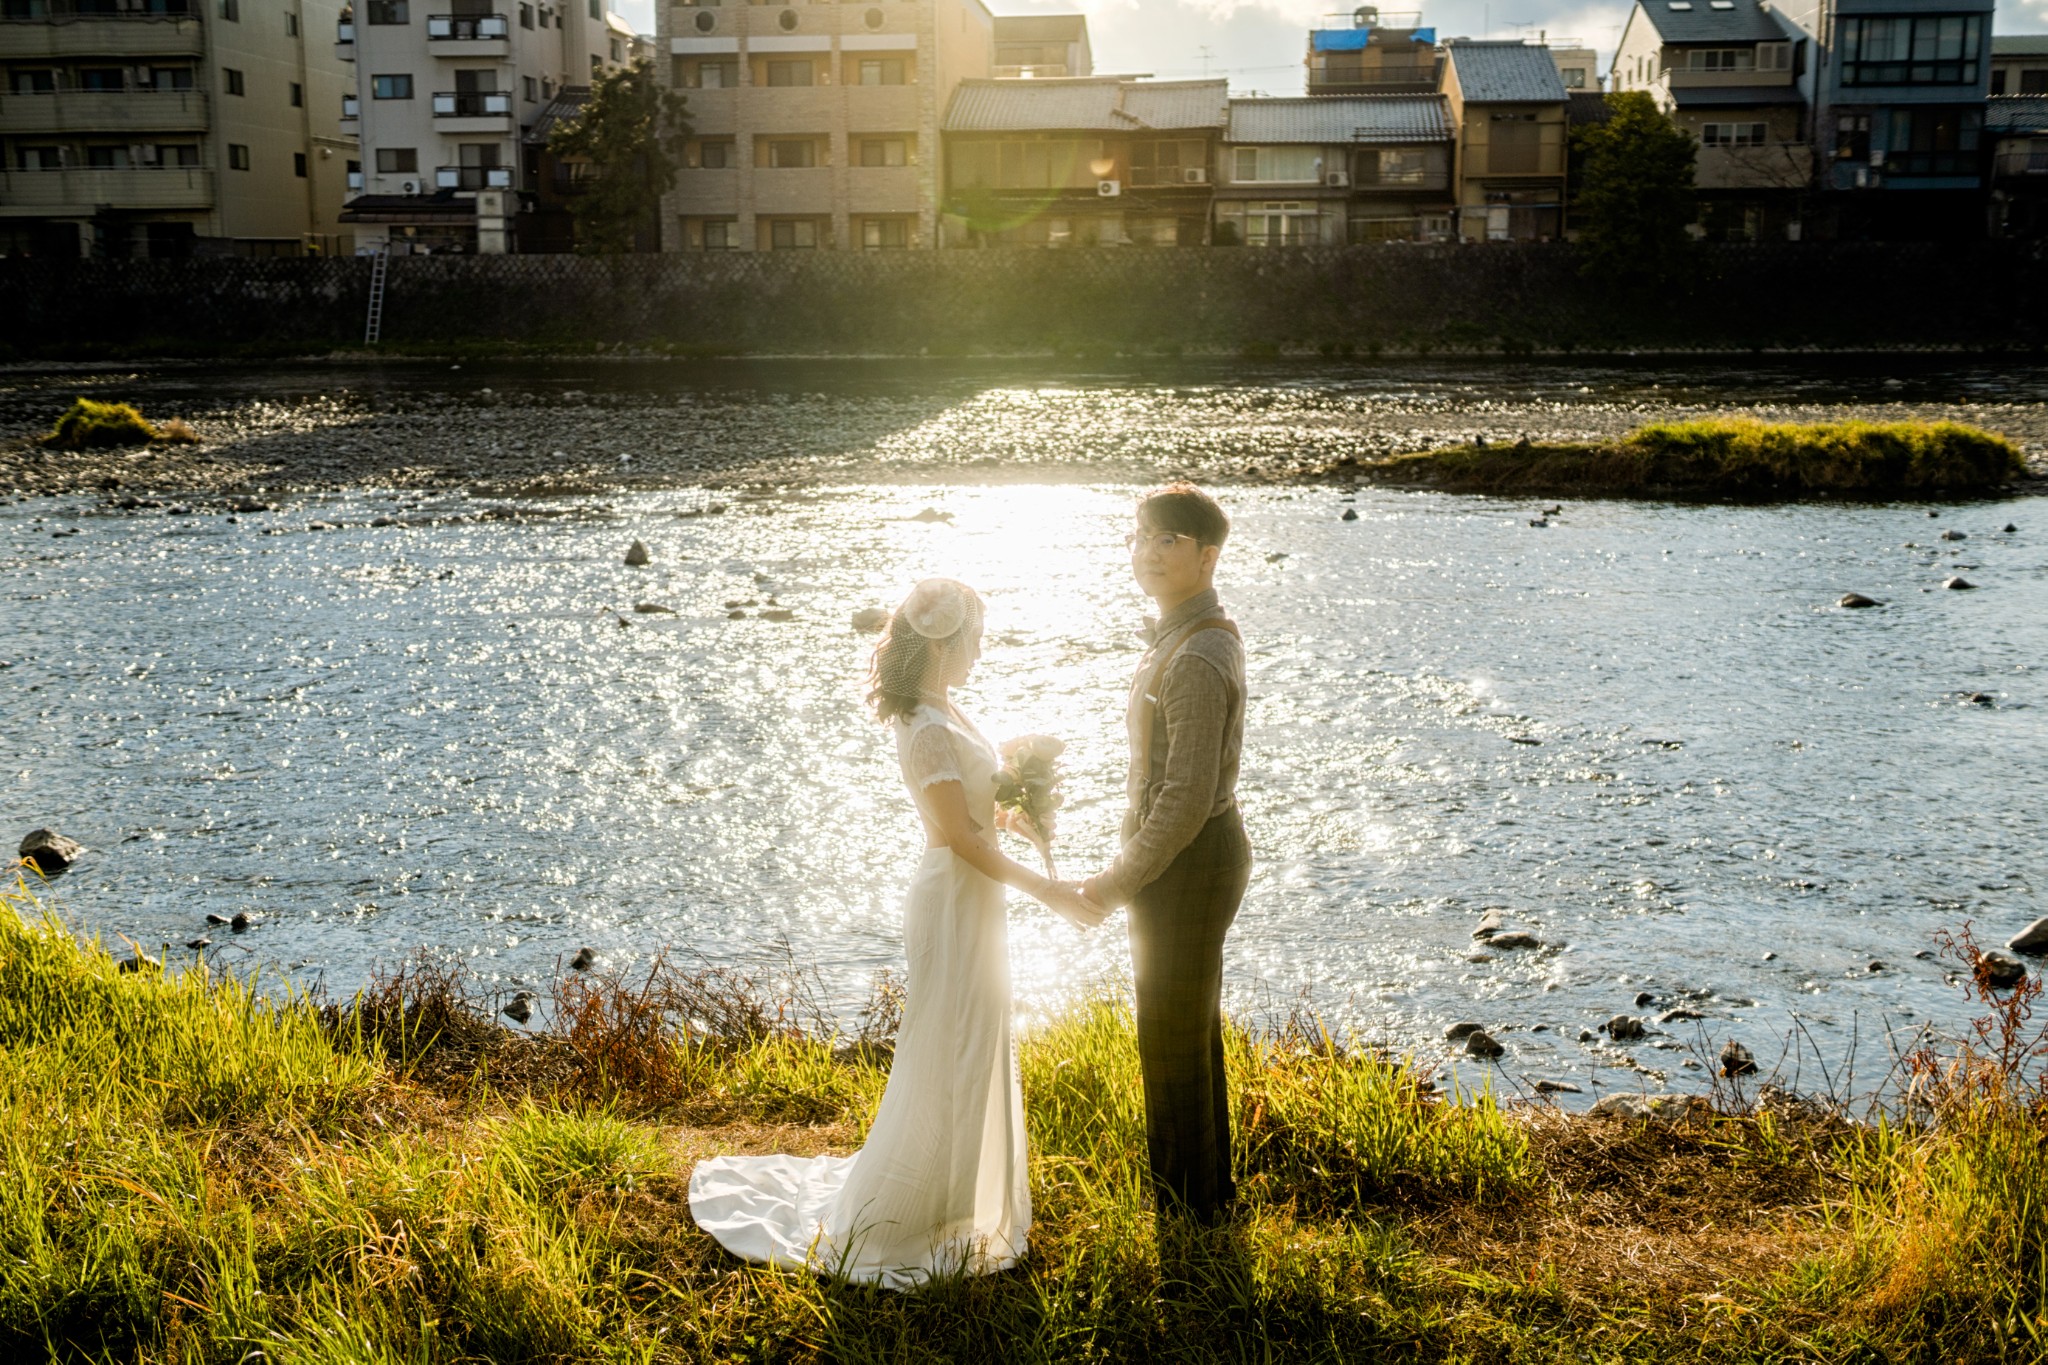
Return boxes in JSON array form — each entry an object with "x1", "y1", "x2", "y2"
[{"x1": 904, "y1": 720, "x2": 964, "y2": 790}]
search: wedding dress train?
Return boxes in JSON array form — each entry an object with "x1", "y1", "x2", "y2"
[{"x1": 687, "y1": 701, "x2": 1031, "y2": 1289}]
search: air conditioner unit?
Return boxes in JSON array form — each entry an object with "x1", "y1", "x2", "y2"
[
  {"x1": 1325, "y1": 170, "x2": 1351, "y2": 187},
  {"x1": 401, "y1": 178, "x2": 420, "y2": 195},
  {"x1": 1096, "y1": 179, "x2": 1121, "y2": 197},
  {"x1": 1182, "y1": 166, "x2": 1207, "y2": 184}
]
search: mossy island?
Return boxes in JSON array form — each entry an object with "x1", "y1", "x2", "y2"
[
  {"x1": 40, "y1": 397, "x2": 197, "y2": 451},
  {"x1": 1327, "y1": 419, "x2": 2035, "y2": 500},
  {"x1": 4, "y1": 880, "x2": 2046, "y2": 1363}
]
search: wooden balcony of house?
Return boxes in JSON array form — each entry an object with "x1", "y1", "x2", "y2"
[
  {"x1": 2, "y1": 0, "x2": 203, "y2": 60},
  {"x1": 0, "y1": 165, "x2": 214, "y2": 212},
  {"x1": 0, "y1": 88, "x2": 207, "y2": 135},
  {"x1": 426, "y1": 12, "x2": 511, "y2": 59}
]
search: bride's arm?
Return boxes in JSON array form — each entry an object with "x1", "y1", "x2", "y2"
[{"x1": 922, "y1": 777, "x2": 1058, "y2": 897}]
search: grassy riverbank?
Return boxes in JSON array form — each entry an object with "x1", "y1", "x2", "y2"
[
  {"x1": 1349, "y1": 419, "x2": 2032, "y2": 499},
  {"x1": 3, "y1": 881, "x2": 2044, "y2": 1363}
]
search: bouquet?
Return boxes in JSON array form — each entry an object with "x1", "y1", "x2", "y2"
[{"x1": 995, "y1": 735, "x2": 1066, "y2": 878}]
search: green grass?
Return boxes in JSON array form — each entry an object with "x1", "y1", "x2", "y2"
[
  {"x1": 3, "y1": 875, "x2": 2045, "y2": 1363},
  {"x1": 40, "y1": 398, "x2": 196, "y2": 450},
  {"x1": 1353, "y1": 418, "x2": 2031, "y2": 498}
]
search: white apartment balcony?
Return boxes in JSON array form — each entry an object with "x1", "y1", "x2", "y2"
[
  {"x1": 436, "y1": 165, "x2": 513, "y2": 190},
  {"x1": 336, "y1": 18, "x2": 354, "y2": 60},
  {"x1": 431, "y1": 90, "x2": 513, "y2": 134},
  {"x1": 0, "y1": 89, "x2": 207, "y2": 135},
  {"x1": 341, "y1": 94, "x2": 359, "y2": 125},
  {"x1": 426, "y1": 12, "x2": 512, "y2": 58},
  {"x1": 0, "y1": 166, "x2": 214, "y2": 214},
  {"x1": 3, "y1": 8, "x2": 204, "y2": 60}
]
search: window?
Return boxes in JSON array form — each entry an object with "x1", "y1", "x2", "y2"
[
  {"x1": 228, "y1": 143, "x2": 250, "y2": 170},
  {"x1": 858, "y1": 57, "x2": 905, "y2": 85},
  {"x1": 152, "y1": 68, "x2": 196, "y2": 91},
  {"x1": 17, "y1": 146, "x2": 63, "y2": 170},
  {"x1": 1130, "y1": 139, "x2": 1205, "y2": 185},
  {"x1": 766, "y1": 59, "x2": 813, "y2": 86},
  {"x1": 589, "y1": 0, "x2": 600, "y2": 15},
  {"x1": 1758, "y1": 42, "x2": 1792, "y2": 71},
  {"x1": 1686, "y1": 48, "x2": 1755, "y2": 71},
  {"x1": 768, "y1": 218, "x2": 818, "y2": 249},
  {"x1": 365, "y1": 0, "x2": 410, "y2": 22},
  {"x1": 11, "y1": 70, "x2": 54, "y2": 95},
  {"x1": 1884, "y1": 106, "x2": 1981, "y2": 173},
  {"x1": 2029, "y1": 71, "x2": 2048, "y2": 94},
  {"x1": 766, "y1": 138, "x2": 816, "y2": 167},
  {"x1": 285, "y1": 11, "x2": 297, "y2": 34},
  {"x1": 163, "y1": 144, "x2": 200, "y2": 166},
  {"x1": 376, "y1": 146, "x2": 419, "y2": 172},
  {"x1": 701, "y1": 218, "x2": 738, "y2": 249},
  {"x1": 1364, "y1": 148, "x2": 1429, "y2": 184},
  {"x1": 219, "y1": 0, "x2": 237, "y2": 17},
  {"x1": 856, "y1": 136, "x2": 907, "y2": 167},
  {"x1": 542, "y1": 76, "x2": 554, "y2": 98},
  {"x1": 862, "y1": 217, "x2": 909, "y2": 248},
  {"x1": 371, "y1": 74, "x2": 414, "y2": 99},
  {"x1": 1231, "y1": 146, "x2": 1321, "y2": 182},
  {"x1": 1834, "y1": 112, "x2": 1870, "y2": 162},
  {"x1": 223, "y1": 67, "x2": 245, "y2": 96},
  {"x1": 948, "y1": 137, "x2": 1105, "y2": 190},
  {"x1": 1840, "y1": 14, "x2": 1982, "y2": 86},
  {"x1": 697, "y1": 138, "x2": 734, "y2": 167},
  {"x1": 294, "y1": 151, "x2": 307, "y2": 176},
  {"x1": 1560, "y1": 66, "x2": 1587, "y2": 87},
  {"x1": 290, "y1": 82, "x2": 303, "y2": 107},
  {"x1": 86, "y1": 145, "x2": 130, "y2": 168},
  {"x1": 679, "y1": 58, "x2": 737, "y2": 87},
  {"x1": 520, "y1": 2, "x2": 533, "y2": 27},
  {"x1": 1701, "y1": 122, "x2": 1768, "y2": 146},
  {"x1": 79, "y1": 68, "x2": 124, "y2": 91}
]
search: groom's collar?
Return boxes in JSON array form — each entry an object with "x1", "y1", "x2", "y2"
[{"x1": 1139, "y1": 587, "x2": 1221, "y2": 646}]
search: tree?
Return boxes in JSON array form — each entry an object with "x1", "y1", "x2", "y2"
[
  {"x1": 547, "y1": 61, "x2": 691, "y2": 254},
  {"x1": 1571, "y1": 91, "x2": 1697, "y2": 289}
]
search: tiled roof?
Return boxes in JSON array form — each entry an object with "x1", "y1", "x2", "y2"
[
  {"x1": 1567, "y1": 90, "x2": 1614, "y2": 125},
  {"x1": 1638, "y1": 0, "x2": 1792, "y2": 45},
  {"x1": 943, "y1": 78, "x2": 1228, "y2": 132},
  {"x1": 1986, "y1": 94, "x2": 2048, "y2": 132},
  {"x1": 523, "y1": 86, "x2": 589, "y2": 146},
  {"x1": 1226, "y1": 95, "x2": 1450, "y2": 143},
  {"x1": 992, "y1": 15, "x2": 1088, "y2": 42},
  {"x1": 1443, "y1": 41, "x2": 1567, "y2": 102},
  {"x1": 1670, "y1": 85, "x2": 1805, "y2": 107},
  {"x1": 1993, "y1": 35, "x2": 2048, "y2": 55}
]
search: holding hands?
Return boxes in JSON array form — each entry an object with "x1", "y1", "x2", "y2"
[{"x1": 1035, "y1": 877, "x2": 1108, "y2": 931}]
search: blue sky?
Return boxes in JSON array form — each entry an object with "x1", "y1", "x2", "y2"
[{"x1": 615, "y1": 0, "x2": 2048, "y2": 96}]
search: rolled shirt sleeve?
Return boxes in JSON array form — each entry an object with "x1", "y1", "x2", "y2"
[{"x1": 1094, "y1": 653, "x2": 1230, "y2": 909}]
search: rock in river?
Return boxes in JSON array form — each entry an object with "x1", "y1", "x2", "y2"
[
  {"x1": 1982, "y1": 950, "x2": 2027, "y2": 989},
  {"x1": 570, "y1": 946, "x2": 597, "y2": 971},
  {"x1": 1488, "y1": 931, "x2": 1542, "y2": 950},
  {"x1": 1464, "y1": 1029, "x2": 1505, "y2": 1059},
  {"x1": 502, "y1": 994, "x2": 533, "y2": 1025},
  {"x1": 1940, "y1": 529, "x2": 1967, "y2": 541},
  {"x1": 1602, "y1": 1014, "x2": 1646, "y2": 1041},
  {"x1": 2008, "y1": 917, "x2": 2048, "y2": 956},
  {"x1": 624, "y1": 540, "x2": 651, "y2": 567},
  {"x1": 1340, "y1": 508, "x2": 1359, "y2": 522},
  {"x1": 1534, "y1": 1079, "x2": 1582, "y2": 1094},
  {"x1": 633, "y1": 602, "x2": 676, "y2": 615},
  {"x1": 1944, "y1": 576, "x2": 1976, "y2": 591},
  {"x1": 1472, "y1": 909, "x2": 1505, "y2": 940},
  {"x1": 1838, "y1": 593, "x2": 1880, "y2": 609},
  {"x1": 1720, "y1": 1041, "x2": 1758, "y2": 1077},
  {"x1": 1444, "y1": 1020, "x2": 1485, "y2": 1042},
  {"x1": 18, "y1": 829, "x2": 83, "y2": 875}
]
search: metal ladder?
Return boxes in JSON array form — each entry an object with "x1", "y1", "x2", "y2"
[{"x1": 363, "y1": 248, "x2": 389, "y2": 344}]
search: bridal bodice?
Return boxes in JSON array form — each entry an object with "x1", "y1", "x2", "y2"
[{"x1": 895, "y1": 702, "x2": 1000, "y2": 836}]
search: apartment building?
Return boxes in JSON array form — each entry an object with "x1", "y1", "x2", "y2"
[
  {"x1": 1991, "y1": 35, "x2": 2048, "y2": 95},
  {"x1": 337, "y1": 0, "x2": 630, "y2": 254},
  {"x1": 1772, "y1": 0, "x2": 1993, "y2": 239},
  {"x1": 991, "y1": 13, "x2": 1087, "y2": 78},
  {"x1": 1214, "y1": 95, "x2": 1453, "y2": 245},
  {"x1": 1548, "y1": 45, "x2": 1599, "y2": 91},
  {"x1": 0, "y1": 0, "x2": 356, "y2": 258},
  {"x1": 660, "y1": 0, "x2": 995, "y2": 253},
  {"x1": 1305, "y1": 10, "x2": 1439, "y2": 96},
  {"x1": 1609, "y1": 0, "x2": 1809, "y2": 241},
  {"x1": 940, "y1": 77, "x2": 1226, "y2": 247},
  {"x1": 1441, "y1": 41, "x2": 1567, "y2": 241}
]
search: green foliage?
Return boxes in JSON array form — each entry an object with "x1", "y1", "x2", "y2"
[
  {"x1": 546, "y1": 61, "x2": 692, "y2": 255},
  {"x1": 42, "y1": 398, "x2": 162, "y2": 449},
  {"x1": 1573, "y1": 91, "x2": 1698, "y2": 290}
]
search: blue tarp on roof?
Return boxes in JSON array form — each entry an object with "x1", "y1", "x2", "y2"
[{"x1": 1311, "y1": 27, "x2": 1434, "y2": 51}]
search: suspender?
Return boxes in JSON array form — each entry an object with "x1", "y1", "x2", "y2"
[{"x1": 1135, "y1": 618, "x2": 1240, "y2": 812}]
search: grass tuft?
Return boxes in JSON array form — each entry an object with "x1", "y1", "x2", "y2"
[{"x1": 39, "y1": 398, "x2": 197, "y2": 450}]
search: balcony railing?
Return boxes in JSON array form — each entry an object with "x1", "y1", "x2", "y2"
[
  {"x1": 432, "y1": 90, "x2": 511, "y2": 117},
  {"x1": 0, "y1": 0, "x2": 194, "y2": 16},
  {"x1": 337, "y1": 19, "x2": 353, "y2": 40},
  {"x1": 436, "y1": 165, "x2": 512, "y2": 189},
  {"x1": 0, "y1": 165, "x2": 213, "y2": 210},
  {"x1": 426, "y1": 13, "x2": 509, "y2": 39},
  {"x1": 341, "y1": 94, "x2": 359, "y2": 118},
  {"x1": 0, "y1": 88, "x2": 208, "y2": 134}
]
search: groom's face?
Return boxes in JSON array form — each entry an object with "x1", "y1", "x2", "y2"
[{"x1": 1129, "y1": 522, "x2": 1217, "y2": 604}]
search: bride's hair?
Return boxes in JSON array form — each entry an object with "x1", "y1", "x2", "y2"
[{"x1": 868, "y1": 578, "x2": 984, "y2": 723}]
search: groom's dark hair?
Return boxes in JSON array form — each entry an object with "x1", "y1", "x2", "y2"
[{"x1": 1137, "y1": 483, "x2": 1230, "y2": 549}]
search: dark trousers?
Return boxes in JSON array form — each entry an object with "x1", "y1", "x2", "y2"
[{"x1": 1126, "y1": 807, "x2": 1251, "y2": 1224}]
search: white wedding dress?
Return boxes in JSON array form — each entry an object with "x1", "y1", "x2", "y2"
[{"x1": 687, "y1": 700, "x2": 1031, "y2": 1290}]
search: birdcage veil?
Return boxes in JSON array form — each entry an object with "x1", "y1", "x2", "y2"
[{"x1": 869, "y1": 578, "x2": 984, "y2": 722}]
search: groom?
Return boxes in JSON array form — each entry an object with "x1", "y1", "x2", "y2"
[{"x1": 1078, "y1": 483, "x2": 1250, "y2": 1226}]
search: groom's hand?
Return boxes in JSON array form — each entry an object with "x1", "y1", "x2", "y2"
[{"x1": 1046, "y1": 881, "x2": 1108, "y2": 930}]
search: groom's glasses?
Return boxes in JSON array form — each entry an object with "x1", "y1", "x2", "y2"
[{"x1": 1125, "y1": 532, "x2": 1193, "y2": 555}]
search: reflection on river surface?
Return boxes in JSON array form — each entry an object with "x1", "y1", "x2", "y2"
[{"x1": 3, "y1": 360, "x2": 2045, "y2": 1103}]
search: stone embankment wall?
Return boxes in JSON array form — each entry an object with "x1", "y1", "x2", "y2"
[{"x1": 2, "y1": 244, "x2": 2043, "y2": 356}]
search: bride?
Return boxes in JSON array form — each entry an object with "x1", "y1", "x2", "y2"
[{"x1": 687, "y1": 578, "x2": 1099, "y2": 1289}]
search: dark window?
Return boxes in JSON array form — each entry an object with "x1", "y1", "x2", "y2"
[
  {"x1": 290, "y1": 82, "x2": 303, "y2": 107},
  {"x1": 765, "y1": 59, "x2": 812, "y2": 87},
  {"x1": 1884, "y1": 106, "x2": 1981, "y2": 173},
  {"x1": 454, "y1": 69, "x2": 496, "y2": 93},
  {"x1": 767, "y1": 138, "x2": 815, "y2": 168},
  {"x1": 523, "y1": 75, "x2": 537, "y2": 101},
  {"x1": 857, "y1": 137, "x2": 906, "y2": 167},
  {"x1": 862, "y1": 217, "x2": 908, "y2": 248},
  {"x1": 1834, "y1": 112, "x2": 1871, "y2": 161},
  {"x1": 520, "y1": 2, "x2": 533, "y2": 27},
  {"x1": 285, "y1": 11, "x2": 297, "y2": 34},
  {"x1": 858, "y1": 58, "x2": 905, "y2": 85},
  {"x1": 12, "y1": 70, "x2": 55, "y2": 95},
  {"x1": 376, "y1": 147, "x2": 419, "y2": 172},
  {"x1": 228, "y1": 143, "x2": 250, "y2": 170},
  {"x1": 223, "y1": 68, "x2": 245, "y2": 96},
  {"x1": 1991, "y1": 69, "x2": 2006, "y2": 94},
  {"x1": 86, "y1": 145, "x2": 129, "y2": 168},
  {"x1": 78, "y1": 68, "x2": 124, "y2": 91},
  {"x1": 769, "y1": 218, "x2": 818, "y2": 248},
  {"x1": 2027, "y1": 71, "x2": 2048, "y2": 95},
  {"x1": 699, "y1": 139, "x2": 733, "y2": 168},
  {"x1": 371, "y1": 74, "x2": 414, "y2": 99},
  {"x1": 294, "y1": 151, "x2": 307, "y2": 177},
  {"x1": 701, "y1": 219, "x2": 737, "y2": 250},
  {"x1": 365, "y1": 0, "x2": 410, "y2": 22},
  {"x1": 219, "y1": 0, "x2": 237, "y2": 18},
  {"x1": 589, "y1": 0, "x2": 599, "y2": 16},
  {"x1": 1840, "y1": 14, "x2": 1983, "y2": 86}
]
